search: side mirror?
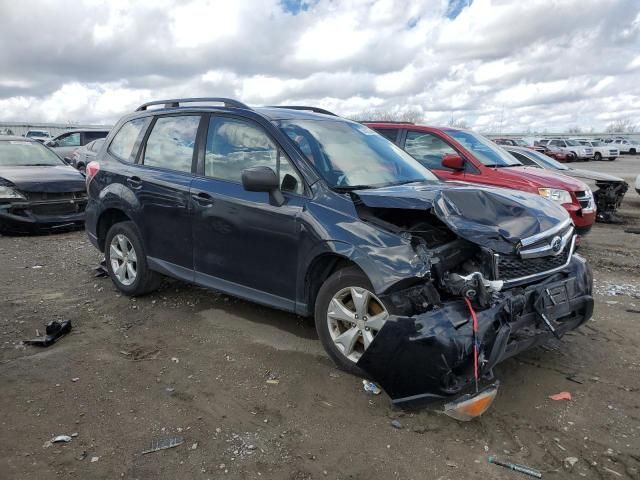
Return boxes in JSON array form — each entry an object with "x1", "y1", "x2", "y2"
[
  {"x1": 241, "y1": 166, "x2": 284, "y2": 206},
  {"x1": 442, "y1": 153, "x2": 465, "y2": 170}
]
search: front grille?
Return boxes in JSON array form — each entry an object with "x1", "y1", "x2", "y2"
[
  {"x1": 575, "y1": 191, "x2": 592, "y2": 209},
  {"x1": 497, "y1": 247, "x2": 571, "y2": 281},
  {"x1": 30, "y1": 202, "x2": 86, "y2": 216},
  {"x1": 24, "y1": 191, "x2": 87, "y2": 201}
]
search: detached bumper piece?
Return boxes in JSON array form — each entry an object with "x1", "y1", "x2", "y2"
[{"x1": 356, "y1": 257, "x2": 593, "y2": 410}]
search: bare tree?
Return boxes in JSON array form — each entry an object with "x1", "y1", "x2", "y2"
[
  {"x1": 565, "y1": 126, "x2": 582, "y2": 134},
  {"x1": 605, "y1": 118, "x2": 638, "y2": 133},
  {"x1": 349, "y1": 108, "x2": 423, "y2": 123},
  {"x1": 447, "y1": 117, "x2": 469, "y2": 129}
]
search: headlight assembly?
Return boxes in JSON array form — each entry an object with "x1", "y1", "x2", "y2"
[
  {"x1": 0, "y1": 185, "x2": 26, "y2": 201},
  {"x1": 538, "y1": 188, "x2": 573, "y2": 204}
]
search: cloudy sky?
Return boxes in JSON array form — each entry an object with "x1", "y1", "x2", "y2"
[{"x1": 1, "y1": 0, "x2": 639, "y2": 132}]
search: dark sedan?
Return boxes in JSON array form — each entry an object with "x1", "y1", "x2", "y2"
[{"x1": 0, "y1": 137, "x2": 87, "y2": 233}]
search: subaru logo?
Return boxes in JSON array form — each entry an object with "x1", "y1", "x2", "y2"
[{"x1": 551, "y1": 236, "x2": 562, "y2": 253}]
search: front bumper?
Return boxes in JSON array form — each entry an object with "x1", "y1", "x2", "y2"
[
  {"x1": 0, "y1": 202, "x2": 85, "y2": 232},
  {"x1": 564, "y1": 203, "x2": 595, "y2": 233},
  {"x1": 357, "y1": 256, "x2": 593, "y2": 405}
]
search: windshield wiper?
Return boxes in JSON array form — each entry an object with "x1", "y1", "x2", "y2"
[{"x1": 332, "y1": 185, "x2": 377, "y2": 192}]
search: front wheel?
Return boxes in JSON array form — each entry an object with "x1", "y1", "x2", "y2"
[
  {"x1": 314, "y1": 267, "x2": 392, "y2": 376},
  {"x1": 105, "y1": 221, "x2": 161, "y2": 296},
  {"x1": 608, "y1": 157, "x2": 616, "y2": 161},
  {"x1": 594, "y1": 152, "x2": 602, "y2": 161}
]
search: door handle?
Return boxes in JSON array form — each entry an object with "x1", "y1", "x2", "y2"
[
  {"x1": 126, "y1": 176, "x2": 142, "y2": 189},
  {"x1": 191, "y1": 191, "x2": 214, "y2": 206}
]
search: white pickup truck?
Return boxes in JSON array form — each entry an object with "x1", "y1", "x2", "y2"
[
  {"x1": 572, "y1": 139, "x2": 619, "y2": 161},
  {"x1": 608, "y1": 138, "x2": 639, "y2": 155}
]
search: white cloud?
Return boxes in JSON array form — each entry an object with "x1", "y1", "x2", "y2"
[{"x1": 0, "y1": 0, "x2": 638, "y2": 132}]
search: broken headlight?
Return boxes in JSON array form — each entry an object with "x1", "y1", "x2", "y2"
[
  {"x1": 538, "y1": 188, "x2": 572, "y2": 204},
  {"x1": 0, "y1": 185, "x2": 26, "y2": 201}
]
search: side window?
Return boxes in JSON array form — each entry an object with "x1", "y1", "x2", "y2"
[
  {"x1": 83, "y1": 131, "x2": 107, "y2": 144},
  {"x1": 373, "y1": 128, "x2": 399, "y2": 143},
  {"x1": 510, "y1": 151, "x2": 536, "y2": 166},
  {"x1": 404, "y1": 131, "x2": 458, "y2": 170},
  {"x1": 109, "y1": 118, "x2": 146, "y2": 162},
  {"x1": 205, "y1": 117, "x2": 304, "y2": 195},
  {"x1": 58, "y1": 133, "x2": 81, "y2": 147},
  {"x1": 142, "y1": 115, "x2": 200, "y2": 173},
  {"x1": 549, "y1": 140, "x2": 560, "y2": 147}
]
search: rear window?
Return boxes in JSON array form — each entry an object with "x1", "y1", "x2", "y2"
[{"x1": 109, "y1": 118, "x2": 146, "y2": 162}]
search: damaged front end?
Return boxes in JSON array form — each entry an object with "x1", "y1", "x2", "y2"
[
  {"x1": 593, "y1": 180, "x2": 628, "y2": 223},
  {"x1": 351, "y1": 186, "x2": 594, "y2": 414}
]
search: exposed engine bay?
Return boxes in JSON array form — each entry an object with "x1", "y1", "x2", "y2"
[
  {"x1": 351, "y1": 193, "x2": 593, "y2": 407},
  {"x1": 593, "y1": 180, "x2": 628, "y2": 223}
]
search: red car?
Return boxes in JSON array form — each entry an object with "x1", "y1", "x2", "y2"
[{"x1": 366, "y1": 123, "x2": 596, "y2": 234}]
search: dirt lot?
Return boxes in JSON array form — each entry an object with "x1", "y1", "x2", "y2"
[{"x1": 1, "y1": 157, "x2": 639, "y2": 480}]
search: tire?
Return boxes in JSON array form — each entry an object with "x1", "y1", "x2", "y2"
[
  {"x1": 77, "y1": 163, "x2": 86, "y2": 173},
  {"x1": 567, "y1": 152, "x2": 576, "y2": 162},
  {"x1": 314, "y1": 266, "x2": 394, "y2": 376},
  {"x1": 594, "y1": 152, "x2": 602, "y2": 161},
  {"x1": 630, "y1": 148, "x2": 636, "y2": 155},
  {"x1": 608, "y1": 157, "x2": 616, "y2": 161},
  {"x1": 104, "y1": 221, "x2": 161, "y2": 296}
]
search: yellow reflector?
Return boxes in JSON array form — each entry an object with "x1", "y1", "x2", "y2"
[{"x1": 443, "y1": 386, "x2": 498, "y2": 421}]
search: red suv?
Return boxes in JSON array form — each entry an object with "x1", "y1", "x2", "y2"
[{"x1": 366, "y1": 123, "x2": 596, "y2": 234}]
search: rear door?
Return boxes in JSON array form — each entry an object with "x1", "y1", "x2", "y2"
[
  {"x1": 190, "y1": 114, "x2": 306, "y2": 309},
  {"x1": 132, "y1": 114, "x2": 201, "y2": 270},
  {"x1": 82, "y1": 131, "x2": 108, "y2": 146}
]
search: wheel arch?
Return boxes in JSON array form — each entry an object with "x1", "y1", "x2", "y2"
[{"x1": 96, "y1": 208, "x2": 132, "y2": 251}]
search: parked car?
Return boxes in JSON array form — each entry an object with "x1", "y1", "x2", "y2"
[
  {"x1": 535, "y1": 144, "x2": 571, "y2": 162},
  {"x1": 538, "y1": 138, "x2": 594, "y2": 161},
  {"x1": 0, "y1": 128, "x2": 14, "y2": 136},
  {"x1": 0, "y1": 137, "x2": 87, "y2": 233},
  {"x1": 365, "y1": 123, "x2": 596, "y2": 235},
  {"x1": 608, "y1": 138, "x2": 639, "y2": 155},
  {"x1": 24, "y1": 129, "x2": 52, "y2": 143},
  {"x1": 46, "y1": 128, "x2": 110, "y2": 159},
  {"x1": 505, "y1": 146, "x2": 629, "y2": 222},
  {"x1": 572, "y1": 139, "x2": 619, "y2": 161},
  {"x1": 85, "y1": 98, "x2": 594, "y2": 416},
  {"x1": 66, "y1": 138, "x2": 105, "y2": 172},
  {"x1": 492, "y1": 137, "x2": 530, "y2": 147}
]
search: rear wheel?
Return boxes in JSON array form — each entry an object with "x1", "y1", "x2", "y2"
[
  {"x1": 630, "y1": 148, "x2": 637, "y2": 155},
  {"x1": 105, "y1": 221, "x2": 161, "y2": 296},
  {"x1": 608, "y1": 157, "x2": 616, "y2": 161},
  {"x1": 314, "y1": 267, "x2": 391, "y2": 376}
]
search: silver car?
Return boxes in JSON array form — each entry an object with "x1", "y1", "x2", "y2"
[{"x1": 45, "y1": 129, "x2": 109, "y2": 159}]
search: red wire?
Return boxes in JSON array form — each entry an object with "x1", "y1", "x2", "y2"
[{"x1": 464, "y1": 297, "x2": 479, "y2": 389}]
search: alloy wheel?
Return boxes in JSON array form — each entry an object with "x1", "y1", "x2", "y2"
[
  {"x1": 326, "y1": 286, "x2": 388, "y2": 363},
  {"x1": 109, "y1": 233, "x2": 137, "y2": 286}
]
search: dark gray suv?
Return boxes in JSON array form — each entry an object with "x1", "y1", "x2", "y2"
[{"x1": 84, "y1": 98, "x2": 593, "y2": 413}]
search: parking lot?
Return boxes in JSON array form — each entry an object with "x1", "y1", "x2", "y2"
[{"x1": 1, "y1": 157, "x2": 638, "y2": 479}]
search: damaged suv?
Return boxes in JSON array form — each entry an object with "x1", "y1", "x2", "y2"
[{"x1": 86, "y1": 99, "x2": 593, "y2": 416}]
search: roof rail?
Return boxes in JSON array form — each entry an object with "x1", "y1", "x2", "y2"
[
  {"x1": 135, "y1": 97, "x2": 250, "y2": 112},
  {"x1": 268, "y1": 105, "x2": 337, "y2": 116}
]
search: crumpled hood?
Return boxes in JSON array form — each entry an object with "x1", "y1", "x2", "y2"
[
  {"x1": 0, "y1": 165, "x2": 85, "y2": 193},
  {"x1": 353, "y1": 183, "x2": 570, "y2": 254},
  {"x1": 565, "y1": 168, "x2": 626, "y2": 184}
]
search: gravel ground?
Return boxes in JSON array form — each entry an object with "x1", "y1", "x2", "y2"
[{"x1": 1, "y1": 156, "x2": 639, "y2": 479}]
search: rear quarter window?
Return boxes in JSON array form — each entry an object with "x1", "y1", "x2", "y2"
[{"x1": 108, "y1": 118, "x2": 146, "y2": 162}]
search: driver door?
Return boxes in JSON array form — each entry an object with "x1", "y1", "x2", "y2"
[
  {"x1": 401, "y1": 130, "x2": 464, "y2": 182},
  {"x1": 190, "y1": 114, "x2": 306, "y2": 310}
]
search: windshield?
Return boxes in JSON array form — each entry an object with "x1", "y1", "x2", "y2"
[
  {"x1": 566, "y1": 140, "x2": 581, "y2": 146},
  {"x1": 514, "y1": 139, "x2": 528, "y2": 147},
  {"x1": 278, "y1": 119, "x2": 439, "y2": 189},
  {"x1": 591, "y1": 141, "x2": 602, "y2": 146},
  {"x1": 446, "y1": 129, "x2": 522, "y2": 167},
  {"x1": 0, "y1": 141, "x2": 64, "y2": 166},
  {"x1": 522, "y1": 149, "x2": 569, "y2": 170},
  {"x1": 26, "y1": 131, "x2": 49, "y2": 138}
]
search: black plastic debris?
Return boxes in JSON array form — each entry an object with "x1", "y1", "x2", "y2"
[
  {"x1": 24, "y1": 320, "x2": 72, "y2": 347},
  {"x1": 141, "y1": 437, "x2": 184, "y2": 455},
  {"x1": 94, "y1": 259, "x2": 108, "y2": 278}
]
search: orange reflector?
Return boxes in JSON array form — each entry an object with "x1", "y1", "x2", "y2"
[{"x1": 443, "y1": 386, "x2": 498, "y2": 421}]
